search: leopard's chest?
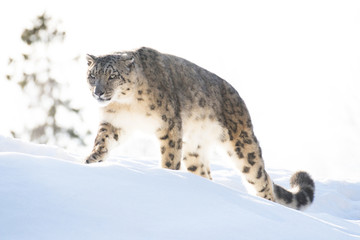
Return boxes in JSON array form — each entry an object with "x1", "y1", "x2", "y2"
[{"x1": 100, "y1": 103, "x2": 162, "y2": 135}]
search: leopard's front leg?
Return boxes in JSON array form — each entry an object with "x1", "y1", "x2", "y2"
[
  {"x1": 85, "y1": 122, "x2": 121, "y2": 164},
  {"x1": 157, "y1": 117, "x2": 183, "y2": 170}
]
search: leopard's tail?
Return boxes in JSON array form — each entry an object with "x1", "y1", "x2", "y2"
[{"x1": 273, "y1": 171, "x2": 315, "y2": 210}]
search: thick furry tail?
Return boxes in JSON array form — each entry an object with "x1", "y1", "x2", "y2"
[{"x1": 273, "y1": 171, "x2": 315, "y2": 210}]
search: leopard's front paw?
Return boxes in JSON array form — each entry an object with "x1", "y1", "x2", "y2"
[{"x1": 85, "y1": 153, "x2": 104, "y2": 164}]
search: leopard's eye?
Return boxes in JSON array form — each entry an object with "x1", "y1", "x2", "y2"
[
  {"x1": 109, "y1": 74, "x2": 116, "y2": 80},
  {"x1": 89, "y1": 74, "x2": 96, "y2": 79}
]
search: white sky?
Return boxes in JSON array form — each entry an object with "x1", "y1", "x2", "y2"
[{"x1": 0, "y1": 0, "x2": 360, "y2": 181}]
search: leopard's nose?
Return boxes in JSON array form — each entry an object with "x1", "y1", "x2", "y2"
[{"x1": 94, "y1": 86, "x2": 105, "y2": 97}]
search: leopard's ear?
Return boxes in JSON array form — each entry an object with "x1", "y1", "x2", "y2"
[
  {"x1": 86, "y1": 54, "x2": 96, "y2": 66},
  {"x1": 125, "y1": 56, "x2": 135, "y2": 69},
  {"x1": 121, "y1": 53, "x2": 134, "y2": 71}
]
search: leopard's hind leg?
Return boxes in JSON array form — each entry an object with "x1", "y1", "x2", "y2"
[
  {"x1": 220, "y1": 84, "x2": 275, "y2": 201},
  {"x1": 226, "y1": 132, "x2": 275, "y2": 201},
  {"x1": 182, "y1": 141, "x2": 212, "y2": 180}
]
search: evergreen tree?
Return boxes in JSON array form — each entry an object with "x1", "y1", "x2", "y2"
[{"x1": 6, "y1": 12, "x2": 90, "y2": 147}]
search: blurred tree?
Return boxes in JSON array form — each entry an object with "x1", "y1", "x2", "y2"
[{"x1": 6, "y1": 12, "x2": 90, "y2": 147}]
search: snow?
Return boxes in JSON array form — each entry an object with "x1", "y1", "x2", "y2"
[
  {"x1": 0, "y1": 135, "x2": 359, "y2": 240},
  {"x1": 0, "y1": 1, "x2": 359, "y2": 238}
]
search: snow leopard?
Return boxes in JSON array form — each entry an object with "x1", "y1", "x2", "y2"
[{"x1": 85, "y1": 47, "x2": 315, "y2": 210}]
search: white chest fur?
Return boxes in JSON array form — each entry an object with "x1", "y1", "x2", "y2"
[{"x1": 100, "y1": 103, "x2": 162, "y2": 136}]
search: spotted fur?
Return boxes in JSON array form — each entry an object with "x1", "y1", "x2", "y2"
[{"x1": 85, "y1": 47, "x2": 314, "y2": 210}]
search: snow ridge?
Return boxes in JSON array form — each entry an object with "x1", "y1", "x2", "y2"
[{"x1": 0, "y1": 136, "x2": 359, "y2": 240}]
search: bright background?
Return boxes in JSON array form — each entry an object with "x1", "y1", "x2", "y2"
[{"x1": 0, "y1": 0, "x2": 359, "y2": 181}]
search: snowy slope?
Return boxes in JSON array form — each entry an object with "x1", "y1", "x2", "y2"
[{"x1": 0, "y1": 136, "x2": 359, "y2": 240}]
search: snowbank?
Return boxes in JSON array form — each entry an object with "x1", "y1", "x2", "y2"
[{"x1": 0, "y1": 136, "x2": 359, "y2": 239}]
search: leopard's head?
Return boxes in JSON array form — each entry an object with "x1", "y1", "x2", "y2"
[{"x1": 86, "y1": 53, "x2": 136, "y2": 106}]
